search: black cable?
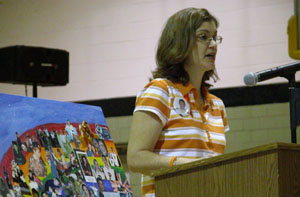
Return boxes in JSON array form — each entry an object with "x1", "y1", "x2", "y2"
[{"x1": 25, "y1": 85, "x2": 28, "y2": 96}]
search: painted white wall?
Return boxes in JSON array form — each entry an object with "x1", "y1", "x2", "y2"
[{"x1": 0, "y1": 0, "x2": 295, "y2": 101}]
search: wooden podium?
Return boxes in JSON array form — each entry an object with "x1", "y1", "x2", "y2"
[{"x1": 152, "y1": 143, "x2": 300, "y2": 197}]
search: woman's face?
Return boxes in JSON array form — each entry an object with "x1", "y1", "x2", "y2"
[
  {"x1": 90, "y1": 190, "x2": 95, "y2": 197},
  {"x1": 99, "y1": 141, "x2": 107, "y2": 155},
  {"x1": 94, "y1": 159, "x2": 99, "y2": 166},
  {"x1": 82, "y1": 156, "x2": 87, "y2": 164},
  {"x1": 82, "y1": 185, "x2": 89, "y2": 193},
  {"x1": 185, "y1": 21, "x2": 218, "y2": 72},
  {"x1": 91, "y1": 145, "x2": 95, "y2": 152},
  {"x1": 34, "y1": 148, "x2": 41, "y2": 158},
  {"x1": 21, "y1": 144, "x2": 27, "y2": 151},
  {"x1": 179, "y1": 100, "x2": 185, "y2": 110},
  {"x1": 116, "y1": 173, "x2": 121, "y2": 181},
  {"x1": 102, "y1": 156, "x2": 108, "y2": 167},
  {"x1": 98, "y1": 180, "x2": 104, "y2": 191}
]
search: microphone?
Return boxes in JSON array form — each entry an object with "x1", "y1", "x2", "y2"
[{"x1": 243, "y1": 61, "x2": 300, "y2": 86}]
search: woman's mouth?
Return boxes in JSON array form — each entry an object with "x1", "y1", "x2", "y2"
[{"x1": 205, "y1": 53, "x2": 216, "y2": 61}]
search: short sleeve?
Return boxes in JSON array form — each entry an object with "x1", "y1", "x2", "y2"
[
  {"x1": 220, "y1": 103, "x2": 230, "y2": 133},
  {"x1": 134, "y1": 79, "x2": 171, "y2": 126}
]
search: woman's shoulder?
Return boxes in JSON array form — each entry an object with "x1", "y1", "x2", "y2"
[
  {"x1": 207, "y1": 92, "x2": 226, "y2": 108},
  {"x1": 144, "y1": 78, "x2": 176, "y2": 90}
]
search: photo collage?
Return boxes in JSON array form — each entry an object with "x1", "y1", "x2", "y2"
[{"x1": 0, "y1": 93, "x2": 133, "y2": 197}]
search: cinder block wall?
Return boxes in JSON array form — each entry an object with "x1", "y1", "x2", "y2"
[
  {"x1": 225, "y1": 103, "x2": 294, "y2": 152},
  {"x1": 106, "y1": 102, "x2": 298, "y2": 196}
]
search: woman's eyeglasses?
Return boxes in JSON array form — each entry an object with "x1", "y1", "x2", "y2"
[{"x1": 196, "y1": 34, "x2": 223, "y2": 45}]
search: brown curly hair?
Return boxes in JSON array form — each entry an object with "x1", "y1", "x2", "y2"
[{"x1": 152, "y1": 8, "x2": 219, "y2": 92}]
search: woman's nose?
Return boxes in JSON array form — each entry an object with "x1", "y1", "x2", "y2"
[{"x1": 208, "y1": 39, "x2": 217, "y2": 48}]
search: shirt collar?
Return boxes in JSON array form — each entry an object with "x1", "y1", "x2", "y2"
[
  {"x1": 174, "y1": 82, "x2": 212, "y2": 109},
  {"x1": 174, "y1": 82, "x2": 210, "y2": 99},
  {"x1": 174, "y1": 82, "x2": 195, "y2": 96}
]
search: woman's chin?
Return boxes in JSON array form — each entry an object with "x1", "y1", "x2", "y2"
[{"x1": 201, "y1": 62, "x2": 215, "y2": 71}]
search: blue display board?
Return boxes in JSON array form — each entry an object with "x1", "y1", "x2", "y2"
[{"x1": 0, "y1": 93, "x2": 132, "y2": 197}]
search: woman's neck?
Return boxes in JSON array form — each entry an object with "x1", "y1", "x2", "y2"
[{"x1": 184, "y1": 63, "x2": 205, "y2": 105}]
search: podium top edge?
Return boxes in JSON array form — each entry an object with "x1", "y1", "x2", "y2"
[{"x1": 151, "y1": 142, "x2": 300, "y2": 177}]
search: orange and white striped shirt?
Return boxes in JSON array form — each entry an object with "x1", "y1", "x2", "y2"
[{"x1": 134, "y1": 78, "x2": 229, "y2": 196}]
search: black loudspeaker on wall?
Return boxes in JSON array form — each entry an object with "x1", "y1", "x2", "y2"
[{"x1": 0, "y1": 45, "x2": 69, "y2": 86}]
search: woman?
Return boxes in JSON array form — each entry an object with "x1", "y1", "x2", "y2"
[
  {"x1": 127, "y1": 8, "x2": 229, "y2": 196},
  {"x1": 81, "y1": 184, "x2": 90, "y2": 196},
  {"x1": 101, "y1": 155, "x2": 115, "y2": 181},
  {"x1": 96, "y1": 177, "x2": 105, "y2": 197},
  {"x1": 91, "y1": 144, "x2": 100, "y2": 157},
  {"x1": 93, "y1": 159, "x2": 106, "y2": 180},
  {"x1": 86, "y1": 143, "x2": 95, "y2": 157},
  {"x1": 89, "y1": 188, "x2": 96, "y2": 197},
  {"x1": 29, "y1": 147, "x2": 47, "y2": 177},
  {"x1": 79, "y1": 121, "x2": 97, "y2": 148},
  {"x1": 97, "y1": 140, "x2": 108, "y2": 157},
  {"x1": 81, "y1": 155, "x2": 93, "y2": 176}
]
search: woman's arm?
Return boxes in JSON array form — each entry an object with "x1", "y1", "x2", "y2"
[{"x1": 127, "y1": 111, "x2": 199, "y2": 176}]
